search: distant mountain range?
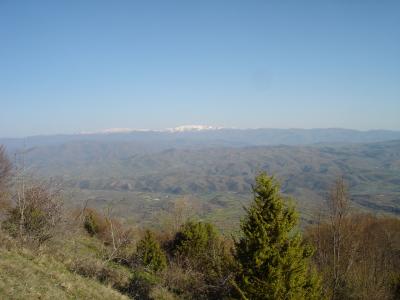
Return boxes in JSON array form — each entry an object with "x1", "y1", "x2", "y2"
[
  {"x1": 1, "y1": 128, "x2": 399, "y2": 227},
  {"x1": 80, "y1": 125, "x2": 224, "y2": 134},
  {"x1": 2, "y1": 127, "x2": 400, "y2": 152}
]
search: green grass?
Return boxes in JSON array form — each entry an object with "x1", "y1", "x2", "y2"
[{"x1": 0, "y1": 247, "x2": 129, "y2": 300}]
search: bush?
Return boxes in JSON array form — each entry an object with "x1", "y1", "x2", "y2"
[
  {"x1": 0, "y1": 145, "x2": 11, "y2": 189},
  {"x1": 160, "y1": 261, "x2": 208, "y2": 299},
  {"x1": 2, "y1": 185, "x2": 62, "y2": 246},
  {"x1": 135, "y1": 230, "x2": 167, "y2": 272},
  {"x1": 82, "y1": 208, "x2": 134, "y2": 264},
  {"x1": 67, "y1": 256, "x2": 131, "y2": 291},
  {"x1": 149, "y1": 286, "x2": 178, "y2": 300},
  {"x1": 126, "y1": 270, "x2": 161, "y2": 300},
  {"x1": 169, "y1": 221, "x2": 236, "y2": 299},
  {"x1": 171, "y1": 221, "x2": 218, "y2": 263},
  {"x1": 83, "y1": 209, "x2": 108, "y2": 237}
]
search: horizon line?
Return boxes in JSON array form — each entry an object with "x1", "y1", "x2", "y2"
[{"x1": 1, "y1": 126, "x2": 400, "y2": 140}]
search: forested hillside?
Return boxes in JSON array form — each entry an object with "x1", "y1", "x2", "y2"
[
  {"x1": 1, "y1": 151, "x2": 399, "y2": 299},
  {"x1": 5, "y1": 138, "x2": 398, "y2": 229}
]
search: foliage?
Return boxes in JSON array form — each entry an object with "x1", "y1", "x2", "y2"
[
  {"x1": 67, "y1": 256, "x2": 132, "y2": 291},
  {"x1": 0, "y1": 146, "x2": 12, "y2": 219},
  {"x1": 84, "y1": 212, "x2": 100, "y2": 236},
  {"x1": 170, "y1": 221, "x2": 236, "y2": 299},
  {"x1": 0, "y1": 244, "x2": 129, "y2": 299},
  {"x1": 306, "y1": 214, "x2": 400, "y2": 299},
  {"x1": 13, "y1": 139, "x2": 400, "y2": 223},
  {"x1": 83, "y1": 209, "x2": 107, "y2": 237},
  {"x1": 171, "y1": 221, "x2": 218, "y2": 261},
  {"x1": 0, "y1": 145, "x2": 11, "y2": 189},
  {"x1": 2, "y1": 185, "x2": 62, "y2": 245},
  {"x1": 1, "y1": 143, "x2": 400, "y2": 300},
  {"x1": 126, "y1": 269, "x2": 161, "y2": 299},
  {"x1": 234, "y1": 172, "x2": 322, "y2": 300},
  {"x1": 135, "y1": 230, "x2": 167, "y2": 272}
]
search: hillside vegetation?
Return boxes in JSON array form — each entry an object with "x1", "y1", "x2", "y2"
[
  {"x1": 0, "y1": 248, "x2": 129, "y2": 300},
  {"x1": 0, "y1": 144, "x2": 399, "y2": 299},
  {"x1": 10, "y1": 139, "x2": 400, "y2": 230}
]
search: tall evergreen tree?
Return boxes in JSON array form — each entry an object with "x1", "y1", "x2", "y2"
[{"x1": 234, "y1": 172, "x2": 322, "y2": 300}]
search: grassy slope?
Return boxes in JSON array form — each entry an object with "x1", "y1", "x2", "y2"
[
  {"x1": 0, "y1": 249, "x2": 129, "y2": 300},
  {"x1": 0, "y1": 233, "x2": 130, "y2": 300}
]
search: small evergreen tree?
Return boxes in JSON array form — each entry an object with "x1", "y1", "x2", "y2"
[
  {"x1": 171, "y1": 221, "x2": 236, "y2": 299},
  {"x1": 234, "y1": 172, "x2": 322, "y2": 300},
  {"x1": 172, "y1": 221, "x2": 218, "y2": 262},
  {"x1": 135, "y1": 230, "x2": 167, "y2": 272}
]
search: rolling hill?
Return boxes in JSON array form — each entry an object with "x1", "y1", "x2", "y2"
[{"x1": 2, "y1": 128, "x2": 400, "y2": 230}]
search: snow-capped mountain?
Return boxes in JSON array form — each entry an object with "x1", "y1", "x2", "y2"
[
  {"x1": 79, "y1": 128, "x2": 153, "y2": 135},
  {"x1": 166, "y1": 125, "x2": 224, "y2": 133},
  {"x1": 79, "y1": 125, "x2": 223, "y2": 135}
]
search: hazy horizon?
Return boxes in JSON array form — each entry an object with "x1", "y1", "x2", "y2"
[
  {"x1": 2, "y1": 125, "x2": 400, "y2": 140},
  {"x1": 1, "y1": 1, "x2": 399, "y2": 136}
]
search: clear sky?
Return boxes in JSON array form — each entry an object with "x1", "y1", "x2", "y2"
[{"x1": 1, "y1": 0, "x2": 399, "y2": 137}]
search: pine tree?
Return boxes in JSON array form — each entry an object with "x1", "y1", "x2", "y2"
[
  {"x1": 171, "y1": 221, "x2": 236, "y2": 299},
  {"x1": 172, "y1": 221, "x2": 218, "y2": 262},
  {"x1": 234, "y1": 172, "x2": 322, "y2": 300},
  {"x1": 136, "y1": 230, "x2": 167, "y2": 272}
]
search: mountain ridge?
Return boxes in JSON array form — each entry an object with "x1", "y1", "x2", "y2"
[{"x1": 2, "y1": 128, "x2": 400, "y2": 152}]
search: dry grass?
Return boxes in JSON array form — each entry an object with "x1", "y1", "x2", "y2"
[{"x1": 0, "y1": 247, "x2": 129, "y2": 299}]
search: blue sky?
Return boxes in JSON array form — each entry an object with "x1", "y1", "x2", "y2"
[{"x1": 1, "y1": 0, "x2": 399, "y2": 137}]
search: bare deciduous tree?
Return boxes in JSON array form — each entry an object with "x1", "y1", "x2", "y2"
[
  {"x1": 0, "y1": 146, "x2": 12, "y2": 188},
  {"x1": 0, "y1": 145, "x2": 12, "y2": 215},
  {"x1": 159, "y1": 197, "x2": 195, "y2": 238},
  {"x1": 103, "y1": 205, "x2": 133, "y2": 263},
  {"x1": 328, "y1": 177, "x2": 350, "y2": 298},
  {"x1": 1, "y1": 148, "x2": 63, "y2": 246},
  {"x1": 3, "y1": 183, "x2": 63, "y2": 246}
]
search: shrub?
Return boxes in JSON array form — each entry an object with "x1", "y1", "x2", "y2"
[
  {"x1": 0, "y1": 145, "x2": 11, "y2": 189},
  {"x1": 171, "y1": 221, "x2": 217, "y2": 263},
  {"x1": 149, "y1": 286, "x2": 178, "y2": 300},
  {"x1": 135, "y1": 230, "x2": 167, "y2": 272},
  {"x1": 160, "y1": 261, "x2": 208, "y2": 299},
  {"x1": 126, "y1": 270, "x2": 161, "y2": 300},
  {"x1": 170, "y1": 221, "x2": 236, "y2": 299},
  {"x1": 83, "y1": 209, "x2": 108, "y2": 237},
  {"x1": 67, "y1": 256, "x2": 131, "y2": 292},
  {"x1": 2, "y1": 185, "x2": 62, "y2": 245},
  {"x1": 0, "y1": 145, "x2": 11, "y2": 219}
]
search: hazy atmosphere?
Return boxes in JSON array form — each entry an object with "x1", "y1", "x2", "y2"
[
  {"x1": 1, "y1": 1, "x2": 400, "y2": 137},
  {"x1": 1, "y1": 2, "x2": 400, "y2": 300}
]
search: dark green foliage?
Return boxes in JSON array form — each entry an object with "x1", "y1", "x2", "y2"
[
  {"x1": 171, "y1": 221, "x2": 236, "y2": 299},
  {"x1": 135, "y1": 230, "x2": 167, "y2": 272},
  {"x1": 234, "y1": 172, "x2": 322, "y2": 300},
  {"x1": 172, "y1": 221, "x2": 218, "y2": 262},
  {"x1": 392, "y1": 276, "x2": 400, "y2": 300},
  {"x1": 124, "y1": 270, "x2": 160, "y2": 300},
  {"x1": 3, "y1": 206, "x2": 47, "y2": 240}
]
